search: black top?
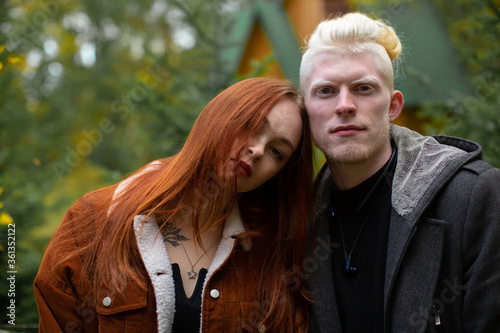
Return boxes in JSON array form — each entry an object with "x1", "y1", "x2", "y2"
[
  {"x1": 171, "y1": 263, "x2": 208, "y2": 332},
  {"x1": 329, "y1": 146, "x2": 397, "y2": 332}
]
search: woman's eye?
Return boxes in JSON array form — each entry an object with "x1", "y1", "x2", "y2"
[{"x1": 270, "y1": 147, "x2": 283, "y2": 160}]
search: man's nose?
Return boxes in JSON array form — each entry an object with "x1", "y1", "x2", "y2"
[{"x1": 335, "y1": 89, "x2": 356, "y2": 116}]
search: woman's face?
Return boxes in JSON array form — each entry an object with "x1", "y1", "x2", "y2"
[{"x1": 230, "y1": 97, "x2": 303, "y2": 193}]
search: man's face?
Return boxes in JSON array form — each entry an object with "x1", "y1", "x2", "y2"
[{"x1": 303, "y1": 50, "x2": 401, "y2": 166}]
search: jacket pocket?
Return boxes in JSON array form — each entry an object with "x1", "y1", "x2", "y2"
[{"x1": 95, "y1": 280, "x2": 148, "y2": 332}]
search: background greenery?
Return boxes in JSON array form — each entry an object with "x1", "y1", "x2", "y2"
[
  {"x1": 418, "y1": 0, "x2": 500, "y2": 168},
  {"x1": 0, "y1": 0, "x2": 498, "y2": 329}
]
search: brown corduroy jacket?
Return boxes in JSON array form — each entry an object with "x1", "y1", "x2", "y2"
[{"x1": 34, "y1": 174, "x2": 266, "y2": 333}]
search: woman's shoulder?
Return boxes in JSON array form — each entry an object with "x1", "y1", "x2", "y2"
[
  {"x1": 75, "y1": 158, "x2": 169, "y2": 213},
  {"x1": 112, "y1": 159, "x2": 167, "y2": 198},
  {"x1": 47, "y1": 158, "x2": 170, "y2": 248}
]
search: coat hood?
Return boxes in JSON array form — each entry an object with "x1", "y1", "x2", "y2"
[{"x1": 390, "y1": 124, "x2": 482, "y2": 217}]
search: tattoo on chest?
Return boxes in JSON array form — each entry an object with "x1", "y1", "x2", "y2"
[{"x1": 160, "y1": 222, "x2": 189, "y2": 247}]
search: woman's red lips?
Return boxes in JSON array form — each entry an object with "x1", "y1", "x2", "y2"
[{"x1": 236, "y1": 161, "x2": 252, "y2": 177}]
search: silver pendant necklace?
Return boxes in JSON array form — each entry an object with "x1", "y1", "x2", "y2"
[{"x1": 179, "y1": 241, "x2": 218, "y2": 279}]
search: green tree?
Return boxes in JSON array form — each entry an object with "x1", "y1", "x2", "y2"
[
  {"x1": 0, "y1": 0, "x2": 248, "y2": 327},
  {"x1": 418, "y1": 0, "x2": 500, "y2": 167}
]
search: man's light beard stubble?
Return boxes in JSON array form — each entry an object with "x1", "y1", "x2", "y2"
[{"x1": 324, "y1": 121, "x2": 390, "y2": 166}]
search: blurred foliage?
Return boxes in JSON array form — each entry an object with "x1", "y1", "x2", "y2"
[
  {"x1": 0, "y1": 0, "x2": 251, "y2": 327},
  {"x1": 417, "y1": 0, "x2": 500, "y2": 167}
]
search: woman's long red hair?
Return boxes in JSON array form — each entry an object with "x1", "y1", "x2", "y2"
[{"x1": 62, "y1": 77, "x2": 313, "y2": 332}]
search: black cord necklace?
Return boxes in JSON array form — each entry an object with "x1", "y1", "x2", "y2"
[
  {"x1": 331, "y1": 146, "x2": 397, "y2": 276},
  {"x1": 331, "y1": 201, "x2": 377, "y2": 276}
]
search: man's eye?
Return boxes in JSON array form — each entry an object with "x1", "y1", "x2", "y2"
[
  {"x1": 318, "y1": 87, "x2": 331, "y2": 95},
  {"x1": 358, "y1": 85, "x2": 372, "y2": 93},
  {"x1": 270, "y1": 147, "x2": 283, "y2": 160}
]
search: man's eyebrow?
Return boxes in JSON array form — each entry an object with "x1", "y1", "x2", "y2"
[
  {"x1": 351, "y1": 77, "x2": 380, "y2": 86},
  {"x1": 309, "y1": 80, "x2": 334, "y2": 92}
]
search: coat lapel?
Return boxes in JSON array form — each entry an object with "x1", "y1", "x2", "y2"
[
  {"x1": 384, "y1": 212, "x2": 445, "y2": 332},
  {"x1": 384, "y1": 211, "x2": 417, "y2": 306},
  {"x1": 309, "y1": 207, "x2": 343, "y2": 332},
  {"x1": 200, "y1": 204, "x2": 248, "y2": 331},
  {"x1": 134, "y1": 214, "x2": 175, "y2": 333},
  {"x1": 309, "y1": 165, "x2": 342, "y2": 332}
]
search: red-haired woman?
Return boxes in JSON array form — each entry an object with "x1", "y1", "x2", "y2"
[{"x1": 34, "y1": 77, "x2": 314, "y2": 333}]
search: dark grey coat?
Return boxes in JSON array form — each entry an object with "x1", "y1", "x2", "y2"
[{"x1": 307, "y1": 125, "x2": 500, "y2": 333}]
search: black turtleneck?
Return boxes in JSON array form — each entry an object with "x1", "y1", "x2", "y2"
[{"x1": 329, "y1": 146, "x2": 397, "y2": 333}]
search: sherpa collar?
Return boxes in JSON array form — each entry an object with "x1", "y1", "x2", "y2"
[{"x1": 133, "y1": 204, "x2": 247, "y2": 333}]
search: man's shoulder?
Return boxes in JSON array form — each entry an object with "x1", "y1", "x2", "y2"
[
  {"x1": 461, "y1": 158, "x2": 498, "y2": 175},
  {"x1": 452, "y1": 159, "x2": 500, "y2": 196}
]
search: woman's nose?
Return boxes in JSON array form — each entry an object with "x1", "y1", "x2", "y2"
[{"x1": 246, "y1": 141, "x2": 264, "y2": 160}]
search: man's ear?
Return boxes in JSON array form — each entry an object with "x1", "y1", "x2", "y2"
[{"x1": 389, "y1": 90, "x2": 404, "y2": 121}]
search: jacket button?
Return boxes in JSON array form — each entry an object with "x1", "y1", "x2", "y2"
[
  {"x1": 210, "y1": 289, "x2": 220, "y2": 299},
  {"x1": 258, "y1": 324, "x2": 267, "y2": 332},
  {"x1": 103, "y1": 297, "x2": 112, "y2": 307}
]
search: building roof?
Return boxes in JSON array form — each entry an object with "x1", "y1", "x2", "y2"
[{"x1": 219, "y1": 0, "x2": 302, "y2": 85}]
